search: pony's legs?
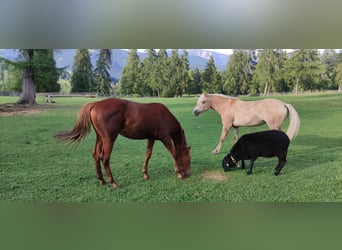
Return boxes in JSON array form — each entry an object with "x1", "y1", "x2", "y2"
[
  {"x1": 274, "y1": 152, "x2": 287, "y2": 176},
  {"x1": 233, "y1": 127, "x2": 239, "y2": 142},
  {"x1": 93, "y1": 135, "x2": 105, "y2": 185},
  {"x1": 247, "y1": 159, "x2": 256, "y2": 175},
  {"x1": 101, "y1": 135, "x2": 120, "y2": 188},
  {"x1": 161, "y1": 137, "x2": 183, "y2": 178},
  {"x1": 142, "y1": 139, "x2": 155, "y2": 180},
  {"x1": 213, "y1": 125, "x2": 231, "y2": 154}
]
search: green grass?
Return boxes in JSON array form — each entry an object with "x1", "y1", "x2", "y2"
[{"x1": 1, "y1": 93, "x2": 341, "y2": 201}]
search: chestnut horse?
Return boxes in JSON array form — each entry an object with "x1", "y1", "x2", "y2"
[
  {"x1": 193, "y1": 93, "x2": 300, "y2": 154},
  {"x1": 55, "y1": 98, "x2": 191, "y2": 188}
]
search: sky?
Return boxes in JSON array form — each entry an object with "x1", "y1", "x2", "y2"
[
  {"x1": 135, "y1": 49, "x2": 233, "y2": 55},
  {"x1": 204, "y1": 49, "x2": 233, "y2": 55}
]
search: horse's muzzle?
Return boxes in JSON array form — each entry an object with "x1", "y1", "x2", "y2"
[
  {"x1": 193, "y1": 110, "x2": 201, "y2": 116},
  {"x1": 178, "y1": 170, "x2": 191, "y2": 179}
]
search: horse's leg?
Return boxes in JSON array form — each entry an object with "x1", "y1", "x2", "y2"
[
  {"x1": 233, "y1": 127, "x2": 239, "y2": 142},
  {"x1": 213, "y1": 125, "x2": 231, "y2": 154},
  {"x1": 142, "y1": 139, "x2": 155, "y2": 180},
  {"x1": 93, "y1": 134, "x2": 105, "y2": 185},
  {"x1": 101, "y1": 135, "x2": 120, "y2": 188},
  {"x1": 247, "y1": 159, "x2": 256, "y2": 175},
  {"x1": 161, "y1": 137, "x2": 183, "y2": 178}
]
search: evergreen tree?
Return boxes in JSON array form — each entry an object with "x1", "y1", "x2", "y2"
[
  {"x1": 140, "y1": 49, "x2": 157, "y2": 96},
  {"x1": 252, "y1": 49, "x2": 287, "y2": 95},
  {"x1": 119, "y1": 49, "x2": 141, "y2": 95},
  {"x1": 189, "y1": 67, "x2": 202, "y2": 94},
  {"x1": 168, "y1": 49, "x2": 181, "y2": 97},
  {"x1": 320, "y1": 49, "x2": 338, "y2": 90},
  {"x1": 284, "y1": 49, "x2": 320, "y2": 93},
  {"x1": 33, "y1": 49, "x2": 60, "y2": 92},
  {"x1": 223, "y1": 49, "x2": 250, "y2": 95},
  {"x1": 154, "y1": 49, "x2": 170, "y2": 97},
  {"x1": 94, "y1": 49, "x2": 112, "y2": 95},
  {"x1": 71, "y1": 49, "x2": 94, "y2": 92},
  {"x1": 200, "y1": 55, "x2": 220, "y2": 93},
  {"x1": 179, "y1": 50, "x2": 191, "y2": 97}
]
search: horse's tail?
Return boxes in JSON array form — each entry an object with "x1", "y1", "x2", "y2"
[
  {"x1": 54, "y1": 102, "x2": 95, "y2": 144},
  {"x1": 284, "y1": 103, "x2": 300, "y2": 141}
]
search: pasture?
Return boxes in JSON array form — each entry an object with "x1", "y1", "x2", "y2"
[{"x1": 0, "y1": 93, "x2": 341, "y2": 201}]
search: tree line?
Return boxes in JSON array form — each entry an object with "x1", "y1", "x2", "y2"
[
  {"x1": 1, "y1": 49, "x2": 341, "y2": 104},
  {"x1": 120, "y1": 49, "x2": 342, "y2": 97}
]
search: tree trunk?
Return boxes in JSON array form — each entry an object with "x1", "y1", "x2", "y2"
[
  {"x1": 16, "y1": 50, "x2": 36, "y2": 105},
  {"x1": 294, "y1": 77, "x2": 299, "y2": 95},
  {"x1": 263, "y1": 82, "x2": 268, "y2": 96}
]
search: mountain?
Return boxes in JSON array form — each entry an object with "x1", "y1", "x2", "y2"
[{"x1": 0, "y1": 49, "x2": 230, "y2": 82}]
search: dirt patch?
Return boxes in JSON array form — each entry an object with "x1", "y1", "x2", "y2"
[
  {"x1": 202, "y1": 171, "x2": 228, "y2": 182},
  {"x1": 0, "y1": 103, "x2": 55, "y2": 116}
]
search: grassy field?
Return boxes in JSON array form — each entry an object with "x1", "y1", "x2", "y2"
[{"x1": 0, "y1": 93, "x2": 341, "y2": 202}]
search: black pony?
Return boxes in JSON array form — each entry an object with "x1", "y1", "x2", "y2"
[{"x1": 222, "y1": 130, "x2": 290, "y2": 176}]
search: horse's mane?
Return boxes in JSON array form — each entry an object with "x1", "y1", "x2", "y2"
[{"x1": 207, "y1": 93, "x2": 238, "y2": 100}]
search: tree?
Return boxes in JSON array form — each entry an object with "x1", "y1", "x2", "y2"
[
  {"x1": 140, "y1": 49, "x2": 157, "y2": 96},
  {"x1": 168, "y1": 49, "x2": 181, "y2": 97},
  {"x1": 320, "y1": 49, "x2": 338, "y2": 90},
  {"x1": 0, "y1": 59, "x2": 22, "y2": 92},
  {"x1": 33, "y1": 49, "x2": 60, "y2": 92},
  {"x1": 189, "y1": 67, "x2": 202, "y2": 95},
  {"x1": 15, "y1": 50, "x2": 36, "y2": 104},
  {"x1": 71, "y1": 49, "x2": 94, "y2": 92},
  {"x1": 336, "y1": 51, "x2": 342, "y2": 92},
  {"x1": 154, "y1": 49, "x2": 170, "y2": 97},
  {"x1": 94, "y1": 49, "x2": 112, "y2": 95},
  {"x1": 179, "y1": 50, "x2": 191, "y2": 97},
  {"x1": 200, "y1": 55, "x2": 220, "y2": 93},
  {"x1": 119, "y1": 49, "x2": 141, "y2": 95},
  {"x1": 223, "y1": 49, "x2": 250, "y2": 95},
  {"x1": 4, "y1": 49, "x2": 60, "y2": 104},
  {"x1": 252, "y1": 49, "x2": 287, "y2": 95},
  {"x1": 284, "y1": 49, "x2": 320, "y2": 93}
]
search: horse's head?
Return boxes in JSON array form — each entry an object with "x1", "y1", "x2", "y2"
[
  {"x1": 193, "y1": 93, "x2": 211, "y2": 116},
  {"x1": 222, "y1": 154, "x2": 238, "y2": 172},
  {"x1": 178, "y1": 146, "x2": 191, "y2": 178}
]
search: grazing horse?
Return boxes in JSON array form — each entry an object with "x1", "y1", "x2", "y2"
[
  {"x1": 193, "y1": 93, "x2": 300, "y2": 154},
  {"x1": 55, "y1": 98, "x2": 191, "y2": 188}
]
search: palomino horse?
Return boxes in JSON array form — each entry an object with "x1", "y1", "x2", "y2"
[
  {"x1": 193, "y1": 93, "x2": 300, "y2": 154},
  {"x1": 55, "y1": 98, "x2": 191, "y2": 188}
]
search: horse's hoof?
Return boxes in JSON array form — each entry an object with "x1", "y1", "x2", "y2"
[
  {"x1": 177, "y1": 173, "x2": 184, "y2": 179},
  {"x1": 212, "y1": 149, "x2": 219, "y2": 155},
  {"x1": 143, "y1": 174, "x2": 149, "y2": 180},
  {"x1": 112, "y1": 183, "x2": 120, "y2": 189},
  {"x1": 247, "y1": 171, "x2": 252, "y2": 175},
  {"x1": 99, "y1": 180, "x2": 106, "y2": 186}
]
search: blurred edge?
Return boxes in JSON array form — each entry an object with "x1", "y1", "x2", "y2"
[
  {"x1": 0, "y1": 0, "x2": 341, "y2": 48},
  {"x1": 1, "y1": 203, "x2": 342, "y2": 250}
]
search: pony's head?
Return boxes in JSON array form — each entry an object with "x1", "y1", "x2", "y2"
[
  {"x1": 193, "y1": 93, "x2": 212, "y2": 116},
  {"x1": 222, "y1": 153, "x2": 238, "y2": 172}
]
